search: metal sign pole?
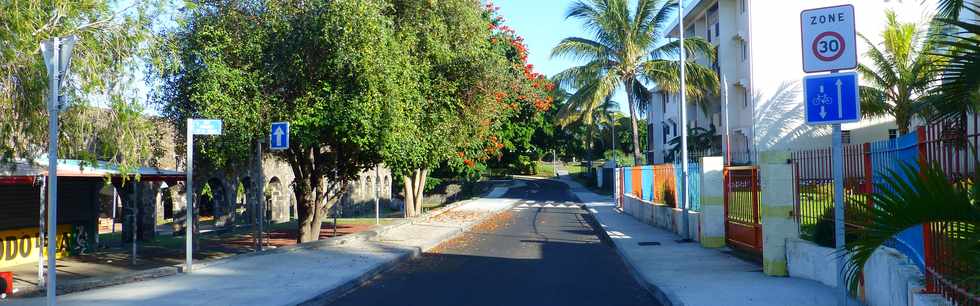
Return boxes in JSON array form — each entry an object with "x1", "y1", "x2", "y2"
[
  {"x1": 185, "y1": 119, "x2": 194, "y2": 273},
  {"x1": 832, "y1": 123, "x2": 846, "y2": 306}
]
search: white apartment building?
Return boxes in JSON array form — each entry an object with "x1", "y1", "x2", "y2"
[{"x1": 646, "y1": 0, "x2": 937, "y2": 164}]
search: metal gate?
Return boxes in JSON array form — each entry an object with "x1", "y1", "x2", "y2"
[{"x1": 723, "y1": 166, "x2": 762, "y2": 255}]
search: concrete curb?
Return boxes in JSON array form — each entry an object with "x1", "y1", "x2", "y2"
[
  {"x1": 295, "y1": 244, "x2": 422, "y2": 306},
  {"x1": 549, "y1": 177, "x2": 684, "y2": 306}
]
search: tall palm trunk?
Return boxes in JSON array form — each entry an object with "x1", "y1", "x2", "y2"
[{"x1": 625, "y1": 79, "x2": 643, "y2": 165}]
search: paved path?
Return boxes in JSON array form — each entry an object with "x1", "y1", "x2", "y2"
[
  {"x1": 324, "y1": 179, "x2": 660, "y2": 306},
  {"x1": 558, "y1": 175, "x2": 859, "y2": 306},
  {"x1": 9, "y1": 189, "x2": 519, "y2": 306}
]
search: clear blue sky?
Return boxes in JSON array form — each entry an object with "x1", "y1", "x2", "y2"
[{"x1": 493, "y1": 0, "x2": 630, "y2": 115}]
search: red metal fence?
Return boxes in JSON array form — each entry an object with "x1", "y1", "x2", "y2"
[
  {"x1": 724, "y1": 166, "x2": 762, "y2": 255},
  {"x1": 919, "y1": 116, "x2": 980, "y2": 305},
  {"x1": 791, "y1": 114, "x2": 980, "y2": 305}
]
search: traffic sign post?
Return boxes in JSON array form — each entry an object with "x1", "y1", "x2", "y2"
[
  {"x1": 185, "y1": 119, "x2": 222, "y2": 273},
  {"x1": 802, "y1": 5, "x2": 859, "y2": 306},
  {"x1": 801, "y1": 5, "x2": 857, "y2": 73},
  {"x1": 270, "y1": 122, "x2": 289, "y2": 151}
]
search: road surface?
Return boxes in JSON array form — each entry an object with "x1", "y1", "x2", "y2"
[{"x1": 324, "y1": 179, "x2": 660, "y2": 306}]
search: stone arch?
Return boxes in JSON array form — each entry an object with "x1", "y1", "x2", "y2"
[
  {"x1": 266, "y1": 177, "x2": 287, "y2": 223},
  {"x1": 160, "y1": 181, "x2": 174, "y2": 220},
  {"x1": 199, "y1": 178, "x2": 228, "y2": 219},
  {"x1": 236, "y1": 177, "x2": 253, "y2": 225}
]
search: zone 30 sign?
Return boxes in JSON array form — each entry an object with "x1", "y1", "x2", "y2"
[{"x1": 800, "y1": 5, "x2": 857, "y2": 73}]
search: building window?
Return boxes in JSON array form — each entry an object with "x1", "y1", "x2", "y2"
[
  {"x1": 741, "y1": 41, "x2": 748, "y2": 62},
  {"x1": 662, "y1": 124, "x2": 670, "y2": 144},
  {"x1": 842, "y1": 130, "x2": 852, "y2": 144},
  {"x1": 742, "y1": 89, "x2": 749, "y2": 108},
  {"x1": 715, "y1": 23, "x2": 720, "y2": 37},
  {"x1": 661, "y1": 94, "x2": 667, "y2": 113},
  {"x1": 685, "y1": 26, "x2": 695, "y2": 38},
  {"x1": 741, "y1": 0, "x2": 747, "y2": 14},
  {"x1": 707, "y1": 28, "x2": 712, "y2": 42},
  {"x1": 888, "y1": 129, "x2": 898, "y2": 139}
]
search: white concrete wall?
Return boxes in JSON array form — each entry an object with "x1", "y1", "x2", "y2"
[
  {"x1": 786, "y1": 238, "x2": 931, "y2": 306},
  {"x1": 622, "y1": 194, "x2": 700, "y2": 241},
  {"x1": 699, "y1": 156, "x2": 725, "y2": 248}
]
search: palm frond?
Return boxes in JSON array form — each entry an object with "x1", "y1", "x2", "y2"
[
  {"x1": 843, "y1": 163, "x2": 980, "y2": 297},
  {"x1": 859, "y1": 86, "x2": 893, "y2": 119},
  {"x1": 551, "y1": 37, "x2": 614, "y2": 62}
]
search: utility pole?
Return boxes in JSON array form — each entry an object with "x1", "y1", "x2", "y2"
[
  {"x1": 678, "y1": 0, "x2": 692, "y2": 241},
  {"x1": 41, "y1": 35, "x2": 78, "y2": 306}
]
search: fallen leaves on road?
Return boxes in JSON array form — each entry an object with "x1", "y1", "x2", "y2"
[{"x1": 429, "y1": 210, "x2": 515, "y2": 254}]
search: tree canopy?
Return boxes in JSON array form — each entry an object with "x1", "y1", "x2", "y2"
[{"x1": 1, "y1": 0, "x2": 166, "y2": 173}]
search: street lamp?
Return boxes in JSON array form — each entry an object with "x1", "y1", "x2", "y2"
[
  {"x1": 678, "y1": 0, "x2": 693, "y2": 242},
  {"x1": 40, "y1": 34, "x2": 79, "y2": 306}
]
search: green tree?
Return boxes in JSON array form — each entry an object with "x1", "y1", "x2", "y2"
[
  {"x1": 927, "y1": 1, "x2": 980, "y2": 119},
  {"x1": 0, "y1": 0, "x2": 165, "y2": 171},
  {"x1": 552, "y1": 0, "x2": 718, "y2": 165},
  {"x1": 857, "y1": 10, "x2": 943, "y2": 134},
  {"x1": 155, "y1": 0, "x2": 418, "y2": 242}
]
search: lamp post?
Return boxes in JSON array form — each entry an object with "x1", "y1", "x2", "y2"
[
  {"x1": 678, "y1": 0, "x2": 692, "y2": 241},
  {"x1": 40, "y1": 34, "x2": 79, "y2": 306}
]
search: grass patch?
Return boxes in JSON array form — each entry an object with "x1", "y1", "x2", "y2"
[{"x1": 534, "y1": 161, "x2": 556, "y2": 177}]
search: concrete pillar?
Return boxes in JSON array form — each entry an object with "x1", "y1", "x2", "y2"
[
  {"x1": 699, "y1": 156, "x2": 725, "y2": 248},
  {"x1": 759, "y1": 150, "x2": 799, "y2": 276}
]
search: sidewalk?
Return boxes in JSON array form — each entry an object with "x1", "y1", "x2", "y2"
[
  {"x1": 557, "y1": 175, "x2": 859, "y2": 306},
  {"x1": 6, "y1": 187, "x2": 517, "y2": 306}
]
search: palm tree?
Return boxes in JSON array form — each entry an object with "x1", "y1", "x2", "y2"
[
  {"x1": 927, "y1": 1, "x2": 980, "y2": 120},
  {"x1": 857, "y1": 10, "x2": 942, "y2": 134},
  {"x1": 552, "y1": 0, "x2": 718, "y2": 165}
]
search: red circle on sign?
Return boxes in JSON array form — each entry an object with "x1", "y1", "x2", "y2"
[{"x1": 811, "y1": 31, "x2": 846, "y2": 61}]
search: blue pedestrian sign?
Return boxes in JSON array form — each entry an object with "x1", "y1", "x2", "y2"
[
  {"x1": 189, "y1": 119, "x2": 223, "y2": 135},
  {"x1": 270, "y1": 122, "x2": 289, "y2": 150},
  {"x1": 804, "y1": 72, "x2": 860, "y2": 125}
]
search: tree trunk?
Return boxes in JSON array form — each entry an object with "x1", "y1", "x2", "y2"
[
  {"x1": 625, "y1": 80, "x2": 643, "y2": 165},
  {"x1": 296, "y1": 184, "x2": 319, "y2": 243},
  {"x1": 402, "y1": 168, "x2": 428, "y2": 218}
]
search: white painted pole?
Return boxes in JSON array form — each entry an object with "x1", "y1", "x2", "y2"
[
  {"x1": 45, "y1": 36, "x2": 59, "y2": 306},
  {"x1": 722, "y1": 75, "x2": 731, "y2": 165},
  {"x1": 37, "y1": 177, "x2": 46, "y2": 287},
  {"x1": 678, "y1": 0, "x2": 692, "y2": 240},
  {"x1": 832, "y1": 123, "x2": 846, "y2": 306},
  {"x1": 374, "y1": 166, "x2": 380, "y2": 225},
  {"x1": 185, "y1": 119, "x2": 194, "y2": 273}
]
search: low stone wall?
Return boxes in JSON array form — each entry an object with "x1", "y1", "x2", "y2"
[
  {"x1": 622, "y1": 194, "x2": 700, "y2": 241},
  {"x1": 786, "y1": 238, "x2": 940, "y2": 306}
]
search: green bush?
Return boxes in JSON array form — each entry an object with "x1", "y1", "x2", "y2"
[
  {"x1": 811, "y1": 203, "x2": 871, "y2": 248},
  {"x1": 603, "y1": 150, "x2": 633, "y2": 166}
]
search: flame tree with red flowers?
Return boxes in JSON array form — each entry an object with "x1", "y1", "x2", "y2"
[{"x1": 382, "y1": 0, "x2": 557, "y2": 217}]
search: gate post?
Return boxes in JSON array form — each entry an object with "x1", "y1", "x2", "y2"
[
  {"x1": 759, "y1": 150, "x2": 799, "y2": 276},
  {"x1": 699, "y1": 157, "x2": 725, "y2": 248}
]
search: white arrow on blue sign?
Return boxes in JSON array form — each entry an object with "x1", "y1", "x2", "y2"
[
  {"x1": 270, "y1": 122, "x2": 289, "y2": 150},
  {"x1": 804, "y1": 71, "x2": 860, "y2": 125}
]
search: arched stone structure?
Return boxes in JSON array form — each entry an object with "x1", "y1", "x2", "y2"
[{"x1": 266, "y1": 177, "x2": 289, "y2": 223}]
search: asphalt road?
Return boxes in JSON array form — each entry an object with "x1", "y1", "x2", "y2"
[{"x1": 325, "y1": 179, "x2": 661, "y2": 306}]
